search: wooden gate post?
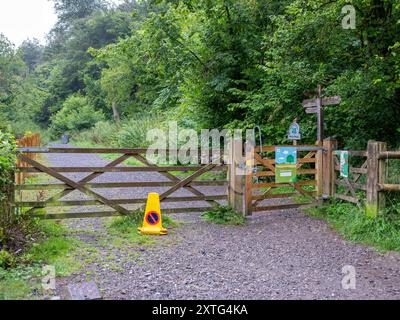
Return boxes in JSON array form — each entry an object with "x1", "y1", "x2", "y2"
[
  {"x1": 244, "y1": 141, "x2": 254, "y2": 216},
  {"x1": 227, "y1": 139, "x2": 247, "y2": 216},
  {"x1": 322, "y1": 138, "x2": 337, "y2": 198},
  {"x1": 366, "y1": 141, "x2": 387, "y2": 218}
]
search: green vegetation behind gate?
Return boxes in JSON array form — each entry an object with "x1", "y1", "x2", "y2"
[{"x1": 1, "y1": 1, "x2": 400, "y2": 151}]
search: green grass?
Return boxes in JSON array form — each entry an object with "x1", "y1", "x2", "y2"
[
  {"x1": 0, "y1": 265, "x2": 42, "y2": 300},
  {"x1": 0, "y1": 220, "x2": 82, "y2": 300},
  {"x1": 202, "y1": 205, "x2": 246, "y2": 225},
  {"x1": 305, "y1": 200, "x2": 400, "y2": 252}
]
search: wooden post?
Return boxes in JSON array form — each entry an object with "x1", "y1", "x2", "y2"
[
  {"x1": 316, "y1": 85, "x2": 324, "y2": 142},
  {"x1": 322, "y1": 138, "x2": 337, "y2": 198},
  {"x1": 316, "y1": 141, "x2": 323, "y2": 199},
  {"x1": 366, "y1": 141, "x2": 387, "y2": 218},
  {"x1": 227, "y1": 139, "x2": 246, "y2": 216},
  {"x1": 244, "y1": 141, "x2": 254, "y2": 216}
]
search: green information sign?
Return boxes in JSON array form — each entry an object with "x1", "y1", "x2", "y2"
[
  {"x1": 276, "y1": 165, "x2": 297, "y2": 183},
  {"x1": 334, "y1": 150, "x2": 349, "y2": 178}
]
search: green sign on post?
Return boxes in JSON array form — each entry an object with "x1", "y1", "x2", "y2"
[{"x1": 335, "y1": 151, "x2": 349, "y2": 178}]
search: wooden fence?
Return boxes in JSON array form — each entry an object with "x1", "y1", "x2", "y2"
[
  {"x1": 323, "y1": 140, "x2": 400, "y2": 217},
  {"x1": 7, "y1": 138, "x2": 400, "y2": 220},
  {"x1": 16, "y1": 133, "x2": 41, "y2": 185}
]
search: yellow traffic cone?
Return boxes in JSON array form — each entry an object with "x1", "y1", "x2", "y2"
[{"x1": 138, "y1": 193, "x2": 168, "y2": 236}]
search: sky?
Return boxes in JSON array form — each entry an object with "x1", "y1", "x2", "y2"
[{"x1": 0, "y1": 0, "x2": 122, "y2": 47}]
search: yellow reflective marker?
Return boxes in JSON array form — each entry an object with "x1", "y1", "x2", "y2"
[{"x1": 138, "y1": 193, "x2": 168, "y2": 236}]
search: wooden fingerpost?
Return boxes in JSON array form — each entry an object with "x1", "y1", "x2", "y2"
[
  {"x1": 227, "y1": 139, "x2": 246, "y2": 216},
  {"x1": 366, "y1": 141, "x2": 387, "y2": 218},
  {"x1": 322, "y1": 138, "x2": 337, "y2": 198}
]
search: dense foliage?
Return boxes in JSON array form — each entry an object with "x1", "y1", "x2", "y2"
[
  {"x1": 0, "y1": 131, "x2": 16, "y2": 197},
  {"x1": 0, "y1": 131, "x2": 17, "y2": 247},
  {"x1": 0, "y1": 0, "x2": 399, "y2": 148}
]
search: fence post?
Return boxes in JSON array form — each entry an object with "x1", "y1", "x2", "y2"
[
  {"x1": 244, "y1": 141, "x2": 254, "y2": 216},
  {"x1": 322, "y1": 138, "x2": 337, "y2": 198},
  {"x1": 227, "y1": 139, "x2": 246, "y2": 216},
  {"x1": 366, "y1": 141, "x2": 387, "y2": 218},
  {"x1": 316, "y1": 141, "x2": 323, "y2": 199}
]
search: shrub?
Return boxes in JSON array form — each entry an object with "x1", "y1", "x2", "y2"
[
  {"x1": 49, "y1": 94, "x2": 104, "y2": 138},
  {"x1": 114, "y1": 116, "x2": 159, "y2": 148},
  {"x1": 73, "y1": 121, "x2": 117, "y2": 146},
  {"x1": 0, "y1": 131, "x2": 16, "y2": 227},
  {"x1": 0, "y1": 250, "x2": 15, "y2": 269}
]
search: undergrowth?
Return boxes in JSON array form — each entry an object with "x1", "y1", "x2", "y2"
[
  {"x1": 202, "y1": 205, "x2": 246, "y2": 225},
  {"x1": 0, "y1": 220, "x2": 81, "y2": 300},
  {"x1": 306, "y1": 200, "x2": 400, "y2": 252}
]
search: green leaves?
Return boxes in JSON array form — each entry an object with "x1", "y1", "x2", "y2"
[{"x1": 49, "y1": 94, "x2": 105, "y2": 138}]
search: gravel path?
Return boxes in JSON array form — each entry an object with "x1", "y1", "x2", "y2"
[{"x1": 46, "y1": 145, "x2": 400, "y2": 300}]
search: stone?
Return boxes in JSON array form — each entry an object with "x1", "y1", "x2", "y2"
[{"x1": 67, "y1": 281, "x2": 102, "y2": 300}]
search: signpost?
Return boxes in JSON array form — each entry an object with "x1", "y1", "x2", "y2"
[{"x1": 302, "y1": 85, "x2": 341, "y2": 142}]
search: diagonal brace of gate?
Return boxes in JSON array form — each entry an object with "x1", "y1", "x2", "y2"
[
  {"x1": 132, "y1": 154, "x2": 219, "y2": 206},
  {"x1": 25, "y1": 154, "x2": 131, "y2": 214},
  {"x1": 17, "y1": 154, "x2": 131, "y2": 215}
]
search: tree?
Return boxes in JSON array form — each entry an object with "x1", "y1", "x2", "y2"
[
  {"x1": 53, "y1": 0, "x2": 108, "y2": 27},
  {"x1": 19, "y1": 39, "x2": 43, "y2": 72}
]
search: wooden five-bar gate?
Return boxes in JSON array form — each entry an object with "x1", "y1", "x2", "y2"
[
  {"x1": 226, "y1": 140, "x2": 323, "y2": 216},
  {"x1": 15, "y1": 147, "x2": 228, "y2": 219}
]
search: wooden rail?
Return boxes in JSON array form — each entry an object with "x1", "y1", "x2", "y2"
[
  {"x1": 15, "y1": 147, "x2": 228, "y2": 219},
  {"x1": 378, "y1": 151, "x2": 400, "y2": 159}
]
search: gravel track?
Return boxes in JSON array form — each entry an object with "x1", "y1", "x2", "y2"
[{"x1": 47, "y1": 145, "x2": 400, "y2": 300}]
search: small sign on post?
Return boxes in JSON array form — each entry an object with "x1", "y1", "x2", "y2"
[{"x1": 288, "y1": 121, "x2": 301, "y2": 141}]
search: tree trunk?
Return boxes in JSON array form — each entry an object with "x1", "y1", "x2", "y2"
[{"x1": 111, "y1": 101, "x2": 121, "y2": 124}]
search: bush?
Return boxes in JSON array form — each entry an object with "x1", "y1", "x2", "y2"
[
  {"x1": 0, "y1": 131, "x2": 16, "y2": 227},
  {"x1": 73, "y1": 121, "x2": 117, "y2": 146},
  {"x1": 74, "y1": 114, "x2": 167, "y2": 149},
  {"x1": 49, "y1": 94, "x2": 105, "y2": 138},
  {"x1": 0, "y1": 250, "x2": 15, "y2": 269},
  {"x1": 114, "y1": 115, "x2": 162, "y2": 148},
  {"x1": 202, "y1": 205, "x2": 246, "y2": 225}
]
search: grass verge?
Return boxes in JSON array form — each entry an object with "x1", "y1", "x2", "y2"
[
  {"x1": 0, "y1": 219, "x2": 82, "y2": 300},
  {"x1": 305, "y1": 200, "x2": 400, "y2": 253}
]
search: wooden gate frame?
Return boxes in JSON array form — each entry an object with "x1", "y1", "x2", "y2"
[
  {"x1": 231, "y1": 143, "x2": 323, "y2": 216},
  {"x1": 15, "y1": 148, "x2": 227, "y2": 219}
]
